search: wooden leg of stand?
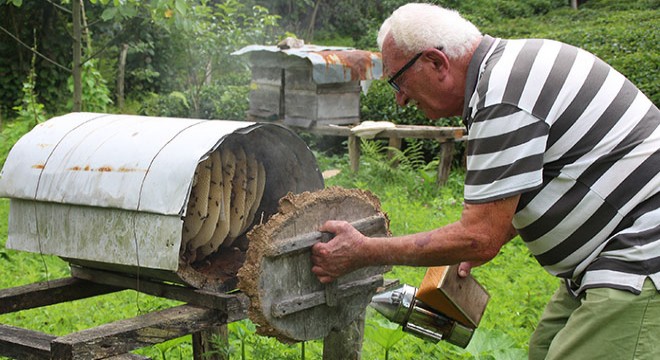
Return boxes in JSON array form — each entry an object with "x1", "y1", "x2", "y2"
[
  {"x1": 193, "y1": 325, "x2": 228, "y2": 360},
  {"x1": 388, "y1": 136, "x2": 402, "y2": 167},
  {"x1": 349, "y1": 134, "x2": 360, "y2": 173},
  {"x1": 437, "y1": 141, "x2": 454, "y2": 187},
  {"x1": 322, "y1": 311, "x2": 366, "y2": 360}
]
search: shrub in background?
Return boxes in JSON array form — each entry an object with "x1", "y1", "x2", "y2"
[
  {"x1": 140, "y1": 91, "x2": 190, "y2": 118},
  {"x1": 139, "y1": 84, "x2": 250, "y2": 121}
]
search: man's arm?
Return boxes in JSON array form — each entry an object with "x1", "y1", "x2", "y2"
[{"x1": 311, "y1": 194, "x2": 520, "y2": 283}]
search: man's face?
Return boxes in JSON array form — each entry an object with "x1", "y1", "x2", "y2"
[{"x1": 381, "y1": 35, "x2": 463, "y2": 120}]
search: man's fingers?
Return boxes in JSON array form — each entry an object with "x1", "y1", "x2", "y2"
[
  {"x1": 311, "y1": 265, "x2": 335, "y2": 283},
  {"x1": 458, "y1": 262, "x2": 472, "y2": 277},
  {"x1": 319, "y1": 220, "x2": 348, "y2": 233}
]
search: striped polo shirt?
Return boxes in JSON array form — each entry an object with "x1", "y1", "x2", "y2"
[{"x1": 462, "y1": 35, "x2": 660, "y2": 295}]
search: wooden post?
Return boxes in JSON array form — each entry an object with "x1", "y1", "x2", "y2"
[
  {"x1": 193, "y1": 325, "x2": 228, "y2": 360},
  {"x1": 348, "y1": 134, "x2": 360, "y2": 173},
  {"x1": 322, "y1": 310, "x2": 366, "y2": 360},
  {"x1": 436, "y1": 141, "x2": 454, "y2": 187},
  {"x1": 387, "y1": 136, "x2": 402, "y2": 167}
]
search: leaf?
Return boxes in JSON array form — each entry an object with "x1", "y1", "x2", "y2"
[
  {"x1": 101, "y1": 7, "x2": 118, "y2": 22},
  {"x1": 466, "y1": 328, "x2": 518, "y2": 355},
  {"x1": 175, "y1": 0, "x2": 187, "y2": 16},
  {"x1": 365, "y1": 322, "x2": 406, "y2": 350}
]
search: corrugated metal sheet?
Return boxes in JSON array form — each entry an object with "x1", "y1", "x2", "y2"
[
  {"x1": 0, "y1": 113, "x2": 323, "y2": 273},
  {"x1": 232, "y1": 44, "x2": 383, "y2": 84}
]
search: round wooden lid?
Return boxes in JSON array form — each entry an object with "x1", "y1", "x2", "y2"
[{"x1": 238, "y1": 187, "x2": 390, "y2": 342}]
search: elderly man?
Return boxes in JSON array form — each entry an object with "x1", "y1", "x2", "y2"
[{"x1": 311, "y1": 3, "x2": 660, "y2": 359}]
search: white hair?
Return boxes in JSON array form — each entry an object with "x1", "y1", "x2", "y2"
[{"x1": 377, "y1": 3, "x2": 482, "y2": 59}]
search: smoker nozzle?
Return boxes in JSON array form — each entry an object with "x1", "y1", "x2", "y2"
[{"x1": 369, "y1": 284, "x2": 474, "y2": 348}]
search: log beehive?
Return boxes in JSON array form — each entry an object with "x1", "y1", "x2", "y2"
[{"x1": 0, "y1": 113, "x2": 324, "y2": 291}]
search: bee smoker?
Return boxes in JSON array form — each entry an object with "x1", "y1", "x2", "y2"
[
  {"x1": 370, "y1": 284, "x2": 474, "y2": 347},
  {"x1": 369, "y1": 265, "x2": 490, "y2": 348}
]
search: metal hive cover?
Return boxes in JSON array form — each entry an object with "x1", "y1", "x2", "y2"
[{"x1": 0, "y1": 113, "x2": 324, "y2": 276}]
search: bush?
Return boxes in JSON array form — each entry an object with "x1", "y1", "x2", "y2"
[
  {"x1": 139, "y1": 84, "x2": 251, "y2": 121},
  {"x1": 139, "y1": 91, "x2": 190, "y2": 118},
  {"x1": 482, "y1": 4, "x2": 659, "y2": 106},
  {"x1": 197, "y1": 84, "x2": 250, "y2": 120}
]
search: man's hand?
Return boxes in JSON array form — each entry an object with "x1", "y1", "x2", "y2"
[
  {"x1": 311, "y1": 220, "x2": 367, "y2": 284},
  {"x1": 457, "y1": 260, "x2": 487, "y2": 277}
]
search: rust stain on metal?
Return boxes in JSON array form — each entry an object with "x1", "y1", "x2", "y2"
[
  {"x1": 312, "y1": 50, "x2": 381, "y2": 81},
  {"x1": 66, "y1": 165, "x2": 146, "y2": 172}
]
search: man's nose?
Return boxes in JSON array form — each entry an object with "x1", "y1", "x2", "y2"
[{"x1": 395, "y1": 91, "x2": 409, "y2": 107}]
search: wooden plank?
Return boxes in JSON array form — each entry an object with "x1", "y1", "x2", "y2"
[
  {"x1": 69, "y1": 267, "x2": 249, "y2": 323},
  {"x1": 0, "y1": 323, "x2": 53, "y2": 359},
  {"x1": 300, "y1": 124, "x2": 465, "y2": 140},
  {"x1": 267, "y1": 215, "x2": 386, "y2": 256},
  {"x1": 271, "y1": 275, "x2": 383, "y2": 318},
  {"x1": 50, "y1": 304, "x2": 224, "y2": 360},
  {"x1": 0, "y1": 277, "x2": 120, "y2": 315}
]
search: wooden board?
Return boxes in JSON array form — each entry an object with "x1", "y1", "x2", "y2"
[
  {"x1": 416, "y1": 265, "x2": 490, "y2": 328},
  {"x1": 238, "y1": 187, "x2": 390, "y2": 342}
]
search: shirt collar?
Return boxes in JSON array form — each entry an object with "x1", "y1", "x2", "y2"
[{"x1": 461, "y1": 34, "x2": 496, "y2": 127}]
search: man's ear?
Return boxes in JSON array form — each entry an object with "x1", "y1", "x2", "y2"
[{"x1": 423, "y1": 48, "x2": 449, "y2": 76}]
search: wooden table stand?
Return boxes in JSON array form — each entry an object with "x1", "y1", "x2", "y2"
[{"x1": 0, "y1": 266, "x2": 367, "y2": 359}]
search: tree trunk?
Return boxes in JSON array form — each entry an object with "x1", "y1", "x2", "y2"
[
  {"x1": 117, "y1": 43, "x2": 129, "y2": 110},
  {"x1": 306, "y1": 0, "x2": 322, "y2": 42},
  {"x1": 570, "y1": 0, "x2": 579, "y2": 10},
  {"x1": 72, "y1": 0, "x2": 82, "y2": 111}
]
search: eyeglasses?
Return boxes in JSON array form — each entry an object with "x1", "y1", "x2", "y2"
[{"x1": 387, "y1": 47, "x2": 443, "y2": 93}]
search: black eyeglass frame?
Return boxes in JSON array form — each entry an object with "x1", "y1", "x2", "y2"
[{"x1": 387, "y1": 47, "x2": 443, "y2": 92}]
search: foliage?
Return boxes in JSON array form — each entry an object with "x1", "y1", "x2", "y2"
[
  {"x1": 140, "y1": 91, "x2": 190, "y2": 118},
  {"x1": 139, "y1": 84, "x2": 251, "y2": 120},
  {"x1": 365, "y1": 316, "x2": 406, "y2": 360},
  {"x1": 196, "y1": 84, "x2": 251, "y2": 120},
  {"x1": 0, "y1": 1, "x2": 73, "y2": 118},
  {"x1": 67, "y1": 59, "x2": 114, "y2": 113},
  {"x1": 152, "y1": 0, "x2": 279, "y2": 118},
  {"x1": 12, "y1": 35, "x2": 47, "y2": 128},
  {"x1": 455, "y1": 0, "x2": 567, "y2": 26},
  {"x1": 1, "y1": 41, "x2": 44, "y2": 168},
  {"x1": 480, "y1": 0, "x2": 659, "y2": 106}
]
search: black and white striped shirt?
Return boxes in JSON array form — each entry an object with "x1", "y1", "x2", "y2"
[{"x1": 463, "y1": 35, "x2": 660, "y2": 295}]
